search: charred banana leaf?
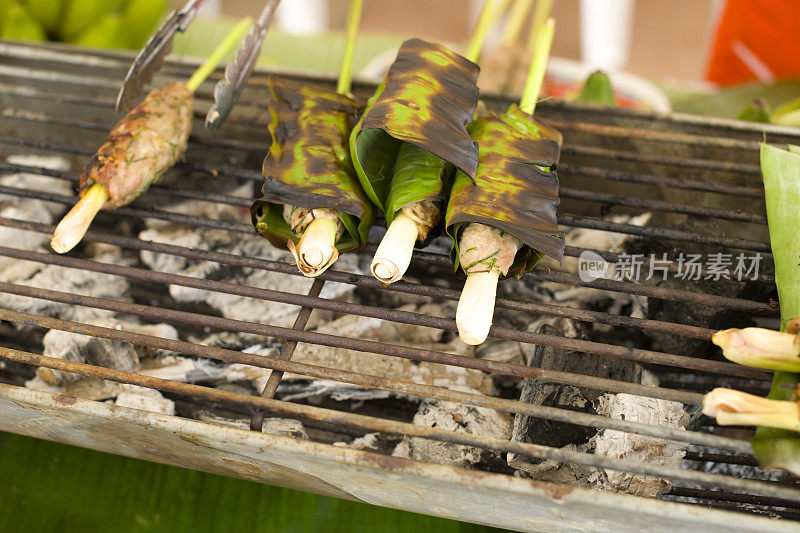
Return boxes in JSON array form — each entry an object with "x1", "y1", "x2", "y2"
[
  {"x1": 445, "y1": 104, "x2": 565, "y2": 278},
  {"x1": 350, "y1": 38, "x2": 480, "y2": 216},
  {"x1": 250, "y1": 77, "x2": 374, "y2": 253}
]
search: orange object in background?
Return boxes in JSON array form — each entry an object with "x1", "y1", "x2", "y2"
[{"x1": 706, "y1": 0, "x2": 800, "y2": 86}]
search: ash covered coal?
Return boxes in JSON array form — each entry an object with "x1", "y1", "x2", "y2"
[{"x1": 508, "y1": 317, "x2": 687, "y2": 497}]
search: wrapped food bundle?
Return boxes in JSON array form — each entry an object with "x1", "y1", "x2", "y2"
[
  {"x1": 350, "y1": 38, "x2": 481, "y2": 284},
  {"x1": 250, "y1": 77, "x2": 375, "y2": 276},
  {"x1": 446, "y1": 104, "x2": 565, "y2": 276}
]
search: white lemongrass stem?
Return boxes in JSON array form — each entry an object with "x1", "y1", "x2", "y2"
[
  {"x1": 703, "y1": 388, "x2": 800, "y2": 432},
  {"x1": 713, "y1": 327, "x2": 800, "y2": 372},
  {"x1": 50, "y1": 183, "x2": 109, "y2": 254},
  {"x1": 371, "y1": 212, "x2": 419, "y2": 284},
  {"x1": 456, "y1": 269, "x2": 501, "y2": 345},
  {"x1": 288, "y1": 216, "x2": 339, "y2": 277}
]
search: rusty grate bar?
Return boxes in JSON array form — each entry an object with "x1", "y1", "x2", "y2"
[
  {"x1": 0, "y1": 215, "x2": 721, "y2": 342},
  {"x1": 0, "y1": 245, "x2": 770, "y2": 381},
  {"x1": 0, "y1": 307, "x2": 742, "y2": 451},
  {"x1": 3, "y1": 344, "x2": 799, "y2": 504},
  {"x1": 0, "y1": 181, "x2": 778, "y2": 317},
  {"x1": 0, "y1": 279, "x2": 708, "y2": 403},
  {"x1": 251, "y1": 278, "x2": 325, "y2": 431}
]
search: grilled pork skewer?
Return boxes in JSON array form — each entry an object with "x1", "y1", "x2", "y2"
[{"x1": 51, "y1": 18, "x2": 253, "y2": 254}]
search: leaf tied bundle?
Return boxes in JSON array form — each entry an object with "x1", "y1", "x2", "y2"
[
  {"x1": 446, "y1": 104, "x2": 565, "y2": 279},
  {"x1": 250, "y1": 76, "x2": 374, "y2": 253}
]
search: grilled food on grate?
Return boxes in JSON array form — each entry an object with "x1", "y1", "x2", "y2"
[{"x1": 50, "y1": 18, "x2": 254, "y2": 255}]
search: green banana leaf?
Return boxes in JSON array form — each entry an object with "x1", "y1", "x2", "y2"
[
  {"x1": 751, "y1": 144, "x2": 800, "y2": 475},
  {"x1": 350, "y1": 38, "x2": 480, "y2": 216},
  {"x1": 250, "y1": 76, "x2": 374, "y2": 253},
  {"x1": 383, "y1": 141, "x2": 452, "y2": 235},
  {"x1": 575, "y1": 70, "x2": 616, "y2": 105},
  {"x1": 737, "y1": 99, "x2": 772, "y2": 123},
  {"x1": 445, "y1": 104, "x2": 565, "y2": 279}
]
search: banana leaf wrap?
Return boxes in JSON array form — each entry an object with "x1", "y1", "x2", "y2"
[
  {"x1": 445, "y1": 104, "x2": 565, "y2": 279},
  {"x1": 250, "y1": 77, "x2": 374, "y2": 253},
  {"x1": 350, "y1": 38, "x2": 480, "y2": 221}
]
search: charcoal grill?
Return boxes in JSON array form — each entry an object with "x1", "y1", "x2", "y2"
[{"x1": 1, "y1": 39, "x2": 800, "y2": 532}]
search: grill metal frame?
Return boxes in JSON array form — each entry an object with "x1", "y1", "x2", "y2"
[{"x1": 1, "y1": 40, "x2": 800, "y2": 531}]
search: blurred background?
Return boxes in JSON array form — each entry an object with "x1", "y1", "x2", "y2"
[{"x1": 5, "y1": 0, "x2": 800, "y2": 121}]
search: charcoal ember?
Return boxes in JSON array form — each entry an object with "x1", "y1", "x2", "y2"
[
  {"x1": 392, "y1": 397, "x2": 513, "y2": 469},
  {"x1": 509, "y1": 317, "x2": 687, "y2": 497},
  {"x1": 627, "y1": 217, "x2": 775, "y2": 357},
  {"x1": 195, "y1": 410, "x2": 308, "y2": 439},
  {"x1": 114, "y1": 384, "x2": 175, "y2": 415},
  {"x1": 139, "y1": 355, "x2": 233, "y2": 383},
  {"x1": 36, "y1": 319, "x2": 139, "y2": 386},
  {"x1": 278, "y1": 312, "x2": 492, "y2": 396},
  {"x1": 588, "y1": 390, "x2": 687, "y2": 497},
  {"x1": 512, "y1": 318, "x2": 640, "y2": 450}
]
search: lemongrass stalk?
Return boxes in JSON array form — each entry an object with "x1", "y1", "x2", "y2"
[
  {"x1": 713, "y1": 327, "x2": 800, "y2": 373},
  {"x1": 520, "y1": 17, "x2": 554, "y2": 115},
  {"x1": 371, "y1": 212, "x2": 419, "y2": 284},
  {"x1": 500, "y1": 0, "x2": 536, "y2": 47},
  {"x1": 456, "y1": 269, "x2": 501, "y2": 345},
  {"x1": 465, "y1": 0, "x2": 510, "y2": 63},
  {"x1": 336, "y1": 0, "x2": 363, "y2": 95},
  {"x1": 50, "y1": 183, "x2": 108, "y2": 254},
  {"x1": 186, "y1": 17, "x2": 254, "y2": 93},
  {"x1": 288, "y1": 216, "x2": 340, "y2": 277},
  {"x1": 704, "y1": 388, "x2": 800, "y2": 432},
  {"x1": 525, "y1": 0, "x2": 554, "y2": 52}
]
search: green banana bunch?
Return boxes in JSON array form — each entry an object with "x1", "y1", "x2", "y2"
[
  {"x1": 21, "y1": 0, "x2": 65, "y2": 33},
  {"x1": 69, "y1": 10, "x2": 127, "y2": 49},
  {"x1": 0, "y1": 1, "x2": 47, "y2": 41},
  {"x1": 118, "y1": 0, "x2": 167, "y2": 48},
  {"x1": 59, "y1": 0, "x2": 123, "y2": 40}
]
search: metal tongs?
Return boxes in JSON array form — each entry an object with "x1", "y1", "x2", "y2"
[
  {"x1": 115, "y1": 0, "x2": 207, "y2": 114},
  {"x1": 115, "y1": 0, "x2": 280, "y2": 129},
  {"x1": 206, "y1": 0, "x2": 280, "y2": 130}
]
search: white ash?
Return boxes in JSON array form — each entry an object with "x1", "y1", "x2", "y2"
[
  {"x1": 114, "y1": 384, "x2": 175, "y2": 415},
  {"x1": 0, "y1": 248, "x2": 131, "y2": 323},
  {"x1": 392, "y1": 397, "x2": 513, "y2": 468},
  {"x1": 334, "y1": 432, "x2": 383, "y2": 451},
  {"x1": 0, "y1": 154, "x2": 72, "y2": 213},
  {"x1": 118, "y1": 323, "x2": 179, "y2": 360},
  {"x1": 24, "y1": 375, "x2": 123, "y2": 401},
  {"x1": 509, "y1": 374, "x2": 687, "y2": 498},
  {"x1": 588, "y1": 391, "x2": 687, "y2": 497},
  {"x1": 138, "y1": 224, "x2": 357, "y2": 329},
  {"x1": 37, "y1": 319, "x2": 139, "y2": 386},
  {"x1": 139, "y1": 355, "x2": 232, "y2": 383},
  {"x1": 195, "y1": 410, "x2": 308, "y2": 440}
]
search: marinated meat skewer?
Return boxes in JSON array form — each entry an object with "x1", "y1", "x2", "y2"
[{"x1": 51, "y1": 17, "x2": 254, "y2": 254}]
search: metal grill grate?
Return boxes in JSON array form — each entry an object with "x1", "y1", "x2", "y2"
[{"x1": 1, "y1": 40, "x2": 800, "y2": 530}]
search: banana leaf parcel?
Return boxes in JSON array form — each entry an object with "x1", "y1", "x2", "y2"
[
  {"x1": 446, "y1": 104, "x2": 565, "y2": 278},
  {"x1": 251, "y1": 76, "x2": 374, "y2": 252},
  {"x1": 350, "y1": 38, "x2": 480, "y2": 235}
]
